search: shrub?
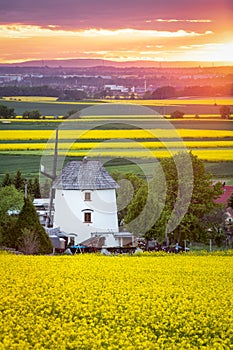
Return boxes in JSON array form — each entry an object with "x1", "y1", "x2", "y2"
[
  {"x1": 13, "y1": 198, "x2": 53, "y2": 254},
  {"x1": 18, "y1": 228, "x2": 39, "y2": 255},
  {"x1": 170, "y1": 110, "x2": 184, "y2": 118}
]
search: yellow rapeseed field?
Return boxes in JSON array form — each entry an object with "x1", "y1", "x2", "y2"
[
  {"x1": 0, "y1": 149, "x2": 232, "y2": 161},
  {"x1": 0, "y1": 126, "x2": 232, "y2": 161},
  {"x1": 0, "y1": 140, "x2": 233, "y2": 151},
  {"x1": 61, "y1": 150, "x2": 233, "y2": 161},
  {"x1": 2, "y1": 96, "x2": 233, "y2": 105},
  {"x1": 0, "y1": 129, "x2": 233, "y2": 141},
  {"x1": 2, "y1": 96, "x2": 59, "y2": 102},
  {"x1": 0, "y1": 252, "x2": 232, "y2": 349},
  {"x1": 103, "y1": 98, "x2": 233, "y2": 106}
]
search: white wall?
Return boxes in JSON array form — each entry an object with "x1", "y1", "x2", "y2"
[{"x1": 53, "y1": 188, "x2": 119, "y2": 243}]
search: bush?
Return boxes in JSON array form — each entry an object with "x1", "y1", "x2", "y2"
[
  {"x1": 18, "y1": 228, "x2": 39, "y2": 255},
  {"x1": 170, "y1": 110, "x2": 184, "y2": 118},
  {"x1": 219, "y1": 105, "x2": 231, "y2": 119},
  {"x1": 22, "y1": 110, "x2": 42, "y2": 119},
  {"x1": 13, "y1": 198, "x2": 53, "y2": 254},
  {"x1": 0, "y1": 104, "x2": 16, "y2": 118}
]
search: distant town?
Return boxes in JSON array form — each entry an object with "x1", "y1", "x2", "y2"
[{"x1": 0, "y1": 60, "x2": 232, "y2": 100}]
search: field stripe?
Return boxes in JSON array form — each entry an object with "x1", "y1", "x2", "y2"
[{"x1": 0, "y1": 129, "x2": 233, "y2": 140}]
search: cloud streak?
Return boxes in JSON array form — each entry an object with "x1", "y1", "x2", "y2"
[
  {"x1": 0, "y1": 25, "x2": 213, "y2": 39},
  {"x1": 146, "y1": 19, "x2": 212, "y2": 23}
]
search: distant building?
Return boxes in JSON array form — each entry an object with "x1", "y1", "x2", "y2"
[
  {"x1": 104, "y1": 84, "x2": 129, "y2": 92},
  {"x1": 33, "y1": 198, "x2": 51, "y2": 226},
  {"x1": 215, "y1": 184, "x2": 233, "y2": 205}
]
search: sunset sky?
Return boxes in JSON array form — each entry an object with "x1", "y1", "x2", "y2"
[{"x1": 0, "y1": 0, "x2": 232, "y2": 64}]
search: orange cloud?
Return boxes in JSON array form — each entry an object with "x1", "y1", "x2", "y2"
[{"x1": 0, "y1": 24, "x2": 231, "y2": 64}]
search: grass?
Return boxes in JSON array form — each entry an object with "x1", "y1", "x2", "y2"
[
  {"x1": 0, "y1": 99, "x2": 92, "y2": 116},
  {"x1": 0, "y1": 154, "x2": 42, "y2": 179}
]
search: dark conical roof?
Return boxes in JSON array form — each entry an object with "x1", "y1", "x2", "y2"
[{"x1": 53, "y1": 160, "x2": 118, "y2": 190}]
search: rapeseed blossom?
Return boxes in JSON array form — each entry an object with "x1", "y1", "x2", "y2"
[
  {"x1": 0, "y1": 253, "x2": 232, "y2": 349},
  {"x1": 0, "y1": 129, "x2": 232, "y2": 141}
]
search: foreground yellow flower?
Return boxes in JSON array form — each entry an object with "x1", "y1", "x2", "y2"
[{"x1": 0, "y1": 252, "x2": 232, "y2": 349}]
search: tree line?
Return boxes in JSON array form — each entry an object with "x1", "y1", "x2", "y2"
[
  {"x1": 0, "y1": 170, "x2": 51, "y2": 198},
  {"x1": 0, "y1": 83, "x2": 232, "y2": 101},
  {"x1": 143, "y1": 83, "x2": 233, "y2": 99},
  {"x1": 112, "y1": 153, "x2": 232, "y2": 248},
  {"x1": 0, "y1": 170, "x2": 52, "y2": 254},
  {"x1": 0, "y1": 85, "x2": 87, "y2": 100}
]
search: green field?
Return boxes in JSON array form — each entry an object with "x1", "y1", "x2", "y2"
[
  {"x1": 0, "y1": 98, "x2": 232, "y2": 183},
  {"x1": 1, "y1": 96, "x2": 233, "y2": 117},
  {"x1": 0, "y1": 98, "x2": 98, "y2": 117}
]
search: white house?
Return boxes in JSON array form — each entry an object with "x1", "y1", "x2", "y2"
[{"x1": 52, "y1": 159, "x2": 120, "y2": 245}]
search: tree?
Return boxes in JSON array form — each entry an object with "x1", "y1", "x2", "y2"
[
  {"x1": 58, "y1": 90, "x2": 87, "y2": 101},
  {"x1": 170, "y1": 110, "x2": 184, "y2": 119},
  {"x1": 27, "y1": 179, "x2": 34, "y2": 197},
  {"x1": 0, "y1": 185, "x2": 24, "y2": 222},
  {"x1": 0, "y1": 104, "x2": 16, "y2": 118},
  {"x1": 125, "y1": 171, "x2": 168, "y2": 243},
  {"x1": 1, "y1": 172, "x2": 12, "y2": 187},
  {"x1": 151, "y1": 86, "x2": 176, "y2": 99},
  {"x1": 219, "y1": 105, "x2": 231, "y2": 119},
  {"x1": 0, "y1": 186, "x2": 24, "y2": 246},
  {"x1": 111, "y1": 172, "x2": 145, "y2": 226},
  {"x1": 41, "y1": 179, "x2": 51, "y2": 197},
  {"x1": 33, "y1": 177, "x2": 41, "y2": 198},
  {"x1": 228, "y1": 192, "x2": 233, "y2": 209},
  {"x1": 22, "y1": 110, "x2": 41, "y2": 119},
  {"x1": 201, "y1": 207, "x2": 226, "y2": 246},
  {"x1": 13, "y1": 198, "x2": 53, "y2": 254},
  {"x1": 65, "y1": 109, "x2": 79, "y2": 118},
  {"x1": 22, "y1": 110, "x2": 30, "y2": 119},
  {"x1": 125, "y1": 152, "x2": 223, "y2": 245},
  {"x1": 13, "y1": 170, "x2": 24, "y2": 191},
  {"x1": 143, "y1": 91, "x2": 152, "y2": 99},
  {"x1": 93, "y1": 90, "x2": 108, "y2": 99}
]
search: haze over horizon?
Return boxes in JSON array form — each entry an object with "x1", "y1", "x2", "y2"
[{"x1": 0, "y1": 0, "x2": 232, "y2": 65}]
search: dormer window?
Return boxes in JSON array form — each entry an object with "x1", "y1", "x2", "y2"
[{"x1": 85, "y1": 192, "x2": 91, "y2": 201}]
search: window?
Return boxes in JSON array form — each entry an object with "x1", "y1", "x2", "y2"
[
  {"x1": 84, "y1": 212, "x2": 92, "y2": 223},
  {"x1": 85, "y1": 192, "x2": 91, "y2": 201}
]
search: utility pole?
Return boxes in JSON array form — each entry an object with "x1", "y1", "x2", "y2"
[{"x1": 41, "y1": 123, "x2": 59, "y2": 227}]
